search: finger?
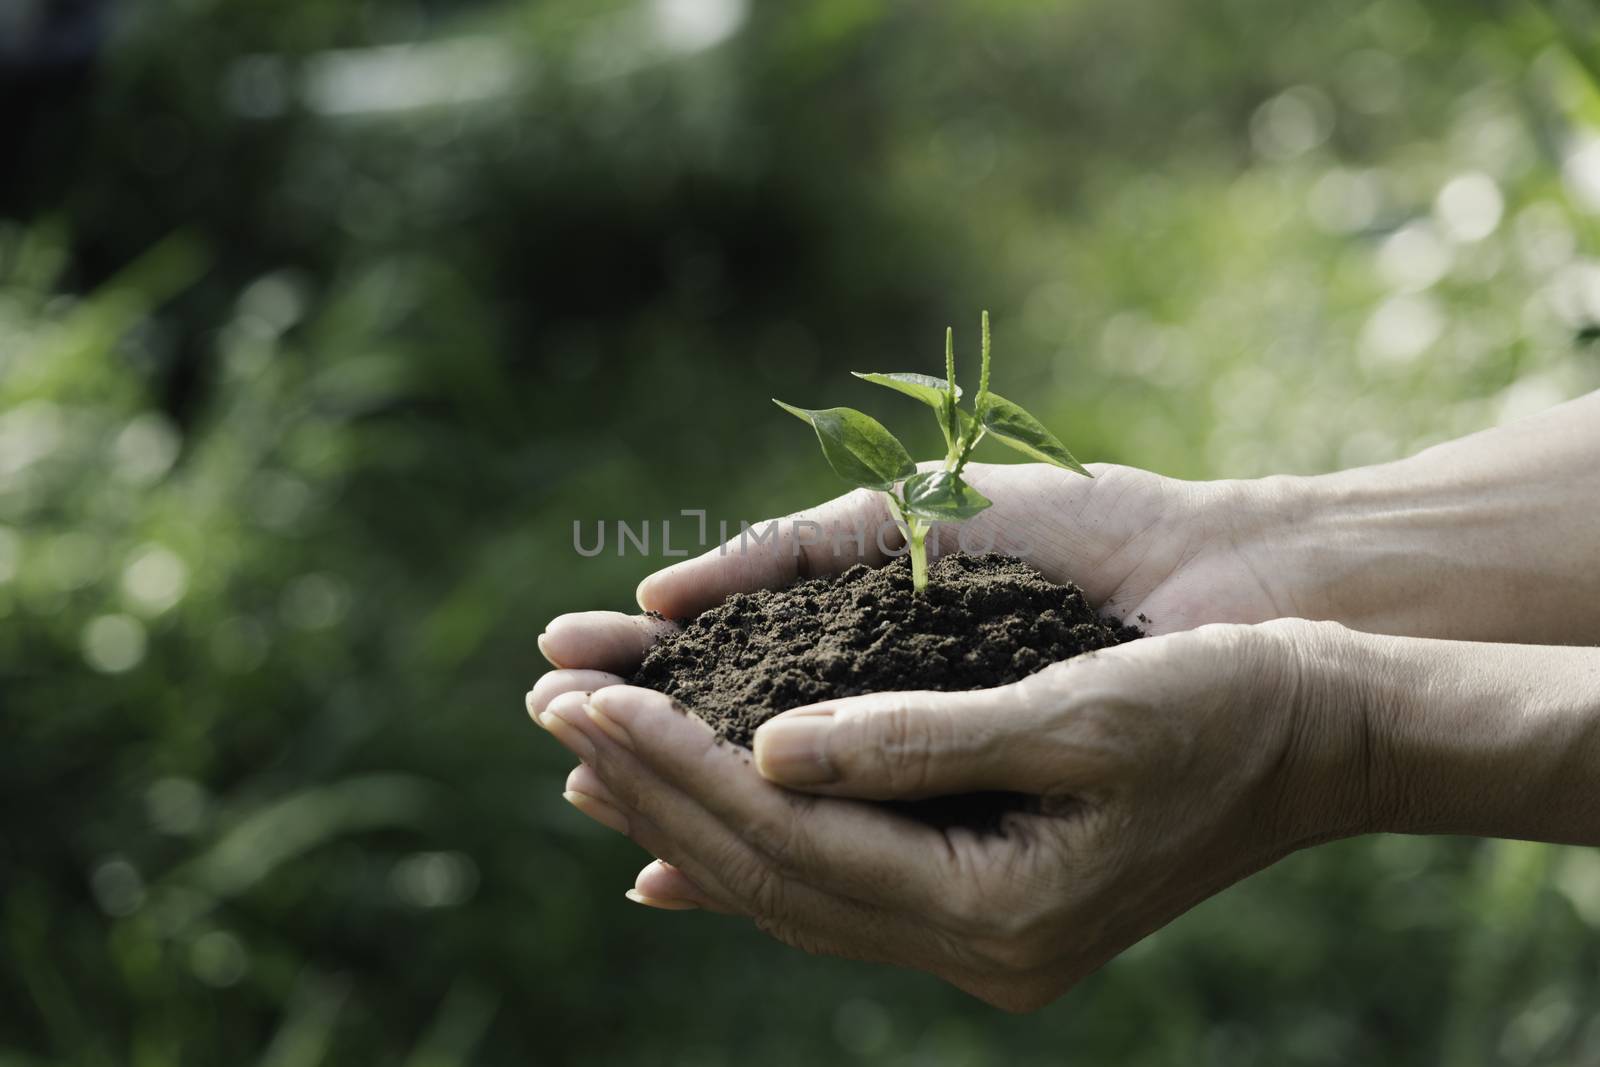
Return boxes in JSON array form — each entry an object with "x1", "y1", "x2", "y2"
[
  {"x1": 564, "y1": 763, "x2": 632, "y2": 835},
  {"x1": 583, "y1": 686, "x2": 990, "y2": 923},
  {"x1": 554, "y1": 700, "x2": 1089, "y2": 1007},
  {"x1": 635, "y1": 488, "x2": 897, "y2": 618},
  {"x1": 631, "y1": 860, "x2": 727, "y2": 912},
  {"x1": 564, "y1": 761, "x2": 729, "y2": 914},
  {"x1": 751, "y1": 679, "x2": 1073, "y2": 800},
  {"x1": 542, "y1": 691, "x2": 963, "y2": 972},
  {"x1": 565, "y1": 762, "x2": 618, "y2": 806},
  {"x1": 539, "y1": 611, "x2": 678, "y2": 672},
  {"x1": 527, "y1": 669, "x2": 626, "y2": 719}
]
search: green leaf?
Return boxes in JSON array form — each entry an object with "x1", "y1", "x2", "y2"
[
  {"x1": 773, "y1": 400, "x2": 916, "y2": 490},
  {"x1": 850, "y1": 372, "x2": 963, "y2": 411},
  {"x1": 979, "y1": 393, "x2": 1091, "y2": 476},
  {"x1": 902, "y1": 470, "x2": 993, "y2": 522}
]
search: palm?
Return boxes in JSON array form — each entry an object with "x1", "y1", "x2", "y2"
[
  {"x1": 921, "y1": 463, "x2": 1291, "y2": 636},
  {"x1": 537, "y1": 461, "x2": 1296, "y2": 675}
]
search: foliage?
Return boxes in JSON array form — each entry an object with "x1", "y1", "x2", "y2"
[
  {"x1": 777, "y1": 312, "x2": 1087, "y2": 591},
  {"x1": 4, "y1": 1, "x2": 1600, "y2": 1065}
]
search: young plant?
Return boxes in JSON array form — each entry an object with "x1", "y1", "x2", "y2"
[{"x1": 774, "y1": 311, "x2": 1090, "y2": 594}]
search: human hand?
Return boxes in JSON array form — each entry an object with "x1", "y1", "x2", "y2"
[
  {"x1": 528, "y1": 459, "x2": 1319, "y2": 1008},
  {"x1": 538, "y1": 461, "x2": 1238, "y2": 701},
  {"x1": 584, "y1": 461, "x2": 1310, "y2": 643},
  {"x1": 529, "y1": 617, "x2": 1376, "y2": 1011},
  {"x1": 543, "y1": 385, "x2": 1600, "y2": 665},
  {"x1": 532, "y1": 452, "x2": 1600, "y2": 1007}
]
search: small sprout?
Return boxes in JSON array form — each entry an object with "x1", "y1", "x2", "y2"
[{"x1": 774, "y1": 311, "x2": 1090, "y2": 593}]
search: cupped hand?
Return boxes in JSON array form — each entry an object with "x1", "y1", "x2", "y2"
[
  {"x1": 529, "y1": 616, "x2": 1374, "y2": 1011},
  {"x1": 536, "y1": 460, "x2": 1307, "y2": 683},
  {"x1": 625, "y1": 461, "x2": 1306, "y2": 638},
  {"x1": 529, "y1": 462, "x2": 1340, "y2": 1008}
]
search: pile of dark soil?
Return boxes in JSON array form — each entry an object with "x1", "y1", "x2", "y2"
[{"x1": 631, "y1": 551, "x2": 1143, "y2": 750}]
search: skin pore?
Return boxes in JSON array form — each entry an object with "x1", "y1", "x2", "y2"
[{"x1": 530, "y1": 390, "x2": 1600, "y2": 1011}]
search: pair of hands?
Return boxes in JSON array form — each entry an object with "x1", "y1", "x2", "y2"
[{"x1": 530, "y1": 462, "x2": 1387, "y2": 1011}]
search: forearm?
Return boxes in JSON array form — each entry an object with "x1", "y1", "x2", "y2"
[
  {"x1": 1265, "y1": 391, "x2": 1600, "y2": 644},
  {"x1": 1353, "y1": 632, "x2": 1600, "y2": 845}
]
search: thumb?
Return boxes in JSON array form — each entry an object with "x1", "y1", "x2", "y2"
[
  {"x1": 635, "y1": 487, "x2": 901, "y2": 620},
  {"x1": 752, "y1": 686, "x2": 1060, "y2": 800}
]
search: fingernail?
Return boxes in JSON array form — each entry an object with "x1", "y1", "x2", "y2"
[
  {"x1": 634, "y1": 576, "x2": 657, "y2": 613},
  {"x1": 585, "y1": 701, "x2": 631, "y2": 749},
  {"x1": 754, "y1": 713, "x2": 838, "y2": 786},
  {"x1": 537, "y1": 632, "x2": 561, "y2": 668},
  {"x1": 539, "y1": 711, "x2": 596, "y2": 761},
  {"x1": 563, "y1": 790, "x2": 629, "y2": 835},
  {"x1": 624, "y1": 888, "x2": 699, "y2": 911}
]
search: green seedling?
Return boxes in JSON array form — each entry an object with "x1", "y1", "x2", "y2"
[{"x1": 775, "y1": 311, "x2": 1090, "y2": 594}]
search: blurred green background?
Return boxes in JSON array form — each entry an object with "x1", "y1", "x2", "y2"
[{"x1": 5, "y1": 0, "x2": 1600, "y2": 1063}]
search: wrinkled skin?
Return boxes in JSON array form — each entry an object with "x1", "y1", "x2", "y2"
[
  {"x1": 529, "y1": 395, "x2": 1600, "y2": 1010},
  {"x1": 529, "y1": 464, "x2": 1371, "y2": 1010}
]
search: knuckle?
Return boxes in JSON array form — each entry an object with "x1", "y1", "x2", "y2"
[
  {"x1": 1255, "y1": 616, "x2": 1347, "y2": 641},
  {"x1": 730, "y1": 794, "x2": 820, "y2": 880},
  {"x1": 856, "y1": 698, "x2": 941, "y2": 795},
  {"x1": 702, "y1": 835, "x2": 780, "y2": 911},
  {"x1": 737, "y1": 805, "x2": 801, "y2": 867},
  {"x1": 1216, "y1": 618, "x2": 1353, "y2": 667},
  {"x1": 598, "y1": 768, "x2": 646, "y2": 815},
  {"x1": 740, "y1": 859, "x2": 788, "y2": 916},
  {"x1": 1174, "y1": 620, "x2": 1260, "y2": 658}
]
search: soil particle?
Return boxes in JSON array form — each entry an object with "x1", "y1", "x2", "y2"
[{"x1": 631, "y1": 553, "x2": 1143, "y2": 749}]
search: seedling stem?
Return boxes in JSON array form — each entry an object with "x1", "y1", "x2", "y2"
[{"x1": 776, "y1": 312, "x2": 1090, "y2": 593}]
